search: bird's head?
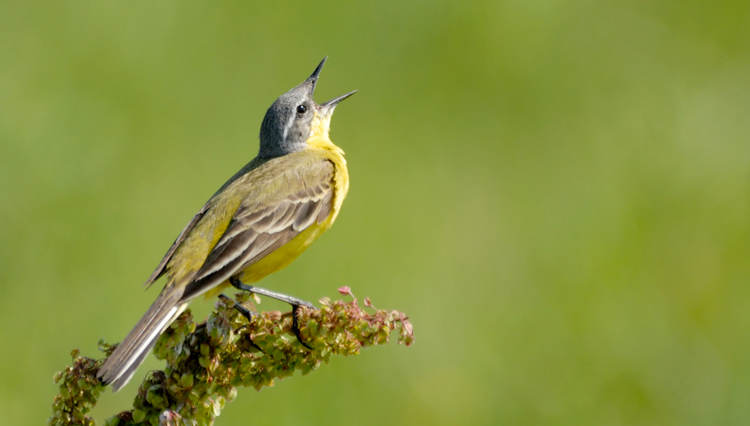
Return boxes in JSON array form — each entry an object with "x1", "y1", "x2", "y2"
[{"x1": 259, "y1": 57, "x2": 356, "y2": 158}]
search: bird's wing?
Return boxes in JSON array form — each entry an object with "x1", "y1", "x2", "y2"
[
  {"x1": 142, "y1": 202, "x2": 211, "y2": 289},
  {"x1": 179, "y1": 158, "x2": 335, "y2": 302}
]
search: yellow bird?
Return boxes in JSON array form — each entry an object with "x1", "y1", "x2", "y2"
[{"x1": 97, "y1": 57, "x2": 355, "y2": 392}]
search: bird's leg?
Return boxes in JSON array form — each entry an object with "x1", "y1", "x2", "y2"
[
  {"x1": 218, "y1": 294, "x2": 264, "y2": 353},
  {"x1": 229, "y1": 277, "x2": 314, "y2": 308},
  {"x1": 229, "y1": 277, "x2": 313, "y2": 349}
]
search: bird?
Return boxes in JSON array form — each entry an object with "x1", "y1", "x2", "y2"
[{"x1": 97, "y1": 57, "x2": 355, "y2": 392}]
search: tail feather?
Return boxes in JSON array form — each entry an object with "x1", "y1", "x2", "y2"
[
  {"x1": 98, "y1": 287, "x2": 186, "y2": 392},
  {"x1": 109, "y1": 333, "x2": 162, "y2": 393}
]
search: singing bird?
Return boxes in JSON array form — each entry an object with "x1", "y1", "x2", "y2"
[{"x1": 97, "y1": 57, "x2": 355, "y2": 392}]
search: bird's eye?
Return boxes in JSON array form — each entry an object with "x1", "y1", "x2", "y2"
[{"x1": 296, "y1": 104, "x2": 307, "y2": 114}]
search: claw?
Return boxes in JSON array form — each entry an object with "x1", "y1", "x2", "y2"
[
  {"x1": 245, "y1": 335, "x2": 264, "y2": 353},
  {"x1": 292, "y1": 305, "x2": 313, "y2": 350}
]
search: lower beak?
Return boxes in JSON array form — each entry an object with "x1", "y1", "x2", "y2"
[{"x1": 318, "y1": 90, "x2": 357, "y2": 117}]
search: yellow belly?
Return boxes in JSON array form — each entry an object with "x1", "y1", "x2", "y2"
[{"x1": 201, "y1": 217, "x2": 331, "y2": 300}]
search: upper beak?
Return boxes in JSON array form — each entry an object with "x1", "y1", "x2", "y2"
[
  {"x1": 318, "y1": 90, "x2": 357, "y2": 117},
  {"x1": 305, "y1": 56, "x2": 328, "y2": 95}
]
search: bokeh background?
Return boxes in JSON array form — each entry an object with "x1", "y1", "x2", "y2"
[{"x1": 2, "y1": 1, "x2": 750, "y2": 425}]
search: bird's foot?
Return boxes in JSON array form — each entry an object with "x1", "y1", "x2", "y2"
[
  {"x1": 229, "y1": 277, "x2": 314, "y2": 350},
  {"x1": 218, "y1": 294, "x2": 264, "y2": 353},
  {"x1": 219, "y1": 294, "x2": 257, "y2": 321}
]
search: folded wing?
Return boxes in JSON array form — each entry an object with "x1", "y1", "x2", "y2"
[{"x1": 179, "y1": 159, "x2": 335, "y2": 302}]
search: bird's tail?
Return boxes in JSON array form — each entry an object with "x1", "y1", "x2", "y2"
[{"x1": 97, "y1": 286, "x2": 187, "y2": 392}]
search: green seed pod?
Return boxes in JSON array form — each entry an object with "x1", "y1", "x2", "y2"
[
  {"x1": 152, "y1": 395, "x2": 166, "y2": 409},
  {"x1": 226, "y1": 387, "x2": 238, "y2": 402},
  {"x1": 199, "y1": 356, "x2": 210, "y2": 368},
  {"x1": 181, "y1": 373, "x2": 194, "y2": 388},
  {"x1": 132, "y1": 409, "x2": 146, "y2": 423}
]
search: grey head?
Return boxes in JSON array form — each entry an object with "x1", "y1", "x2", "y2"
[{"x1": 258, "y1": 57, "x2": 356, "y2": 158}]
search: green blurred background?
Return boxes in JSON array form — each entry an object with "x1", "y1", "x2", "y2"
[{"x1": 2, "y1": 1, "x2": 750, "y2": 425}]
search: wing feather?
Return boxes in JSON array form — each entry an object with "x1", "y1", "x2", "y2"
[
  {"x1": 179, "y1": 159, "x2": 335, "y2": 302},
  {"x1": 293, "y1": 198, "x2": 322, "y2": 231},
  {"x1": 316, "y1": 190, "x2": 333, "y2": 224},
  {"x1": 195, "y1": 229, "x2": 260, "y2": 280}
]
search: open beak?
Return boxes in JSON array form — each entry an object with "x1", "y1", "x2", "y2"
[{"x1": 304, "y1": 56, "x2": 357, "y2": 117}]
